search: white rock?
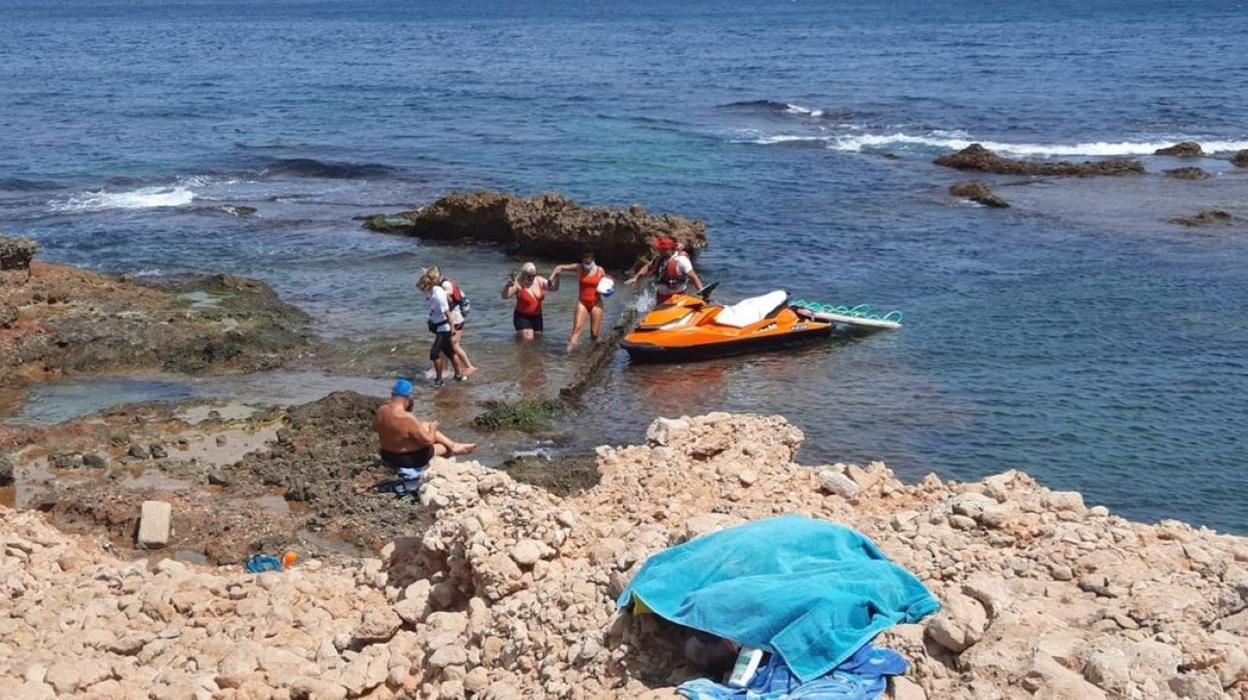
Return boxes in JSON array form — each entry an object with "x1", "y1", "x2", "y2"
[
  {"x1": 817, "y1": 470, "x2": 860, "y2": 499},
  {"x1": 510, "y1": 540, "x2": 543, "y2": 567},
  {"x1": 136, "y1": 500, "x2": 173, "y2": 549}
]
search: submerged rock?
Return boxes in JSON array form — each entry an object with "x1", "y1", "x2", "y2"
[
  {"x1": 363, "y1": 191, "x2": 708, "y2": 268},
  {"x1": 949, "y1": 181, "x2": 1009, "y2": 208},
  {"x1": 1163, "y1": 166, "x2": 1212, "y2": 180},
  {"x1": 934, "y1": 143, "x2": 1144, "y2": 177},
  {"x1": 1154, "y1": 141, "x2": 1204, "y2": 157},
  {"x1": 1170, "y1": 209, "x2": 1235, "y2": 227}
]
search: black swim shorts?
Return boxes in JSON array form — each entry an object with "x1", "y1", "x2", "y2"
[
  {"x1": 512, "y1": 311, "x2": 544, "y2": 333},
  {"x1": 379, "y1": 446, "x2": 435, "y2": 472},
  {"x1": 428, "y1": 325, "x2": 455, "y2": 361}
]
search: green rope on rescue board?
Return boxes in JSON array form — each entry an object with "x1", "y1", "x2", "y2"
[{"x1": 791, "y1": 300, "x2": 904, "y2": 324}]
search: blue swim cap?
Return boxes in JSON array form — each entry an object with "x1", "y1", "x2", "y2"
[{"x1": 391, "y1": 378, "x2": 414, "y2": 397}]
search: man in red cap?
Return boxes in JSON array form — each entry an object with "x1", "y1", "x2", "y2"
[{"x1": 626, "y1": 236, "x2": 704, "y2": 305}]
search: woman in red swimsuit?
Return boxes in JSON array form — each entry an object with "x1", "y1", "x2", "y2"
[
  {"x1": 500, "y1": 262, "x2": 550, "y2": 341},
  {"x1": 552, "y1": 251, "x2": 607, "y2": 353}
]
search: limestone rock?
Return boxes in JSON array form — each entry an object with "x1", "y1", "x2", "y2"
[
  {"x1": 363, "y1": 191, "x2": 709, "y2": 268},
  {"x1": 817, "y1": 469, "x2": 860, "y2": 499},
  {"x1": 949, "y1": 181, "x2": 1009, "y2": 208},
  {"x1": 934, "y1": 143, "x2": 1144, "y2": 177},
  {"x1": 925, "y1": 593, "x2": 988, "y2": 653},
  {"x1": 136, "y1": 500, "x2": 172, "y2": 549},
  {"x1": 510, "y1": 540, "x2": 543, "y2": 567},
  {"x1": 1155, "y1": 141, "x2": 1204, "y2": 157}
]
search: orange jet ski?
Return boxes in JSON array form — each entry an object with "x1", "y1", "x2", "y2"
[{"x1": 621, "y1": 285, "x2": 835, "y2": 363}]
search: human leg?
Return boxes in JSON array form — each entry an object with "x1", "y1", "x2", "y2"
[
  {"x1": 433, "y1": 429, "x2": 476, "y2": 455},
  {"x1": 451, "y1": 324, "x2": 475, "y2": 374},
  {"x1": 589, "y1": 303, "x2": 604, "y2": 342},
  {"x1": 567, "y1": 302, "x2": 589, "y2": 352}
]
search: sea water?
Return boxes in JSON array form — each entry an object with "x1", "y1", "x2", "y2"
[{"x1": 1, "y1": 0, "x2": 1246, "y2": 530}]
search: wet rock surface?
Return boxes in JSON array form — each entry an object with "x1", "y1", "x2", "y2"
[
  {"x1": 0, "y1": 260, "x2": 311, "y2": 382},
  {"x1": 363, "y1": 191, "x2": 708, "y2": 269},
  {"x1": 1155, "y1": 141, "x2": 1205, "y2": 157},
  {"x1": 949, "y1": 181, "x2": 1009, "y2": 208},
  {"x1": 934, "y1": 143, "x2": 1145, "y2": 177},
  {"x1": 3, "y1": 412, "x2": 1247, "y2": 699},
  {"x1": 1171, "y1": 210, "x2": 1237, "y2": 227},
  {"x1": 1164, "y1": 167, "x2": 1213, "y2": 181},
  {"x1": 1233, "y1": 150, "x2": 1248, "y2": 168}
]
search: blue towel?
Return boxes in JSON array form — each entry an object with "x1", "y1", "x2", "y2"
[
  {"x1": 677, "y1": 644, "x2": 908, "y2": 700},
  {"x1": 616, "y1": 515, "x2": 938, "y2": 682}
]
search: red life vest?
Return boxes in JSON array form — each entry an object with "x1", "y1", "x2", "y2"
[
  {"x1": 444, "y1": 279, "x2": 464, "y2": 308},
  {"x1": 515, "y1": 279, "x2": 544, "y2": 316},
  {"x1": 654, "y1": 254, "x2": 688, "y2": 287}
]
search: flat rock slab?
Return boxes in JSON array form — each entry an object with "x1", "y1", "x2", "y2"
[{"x1": 137, "y1": 500, "x2": 172, "y2": 549}]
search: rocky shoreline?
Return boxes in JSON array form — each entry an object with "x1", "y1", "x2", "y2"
[
  {"x1": 3, "y1": 412, "x2": 1247, "y2": 699},
  {"x1": 1, "y1": 259, "x2": 311, "y2": 384}
]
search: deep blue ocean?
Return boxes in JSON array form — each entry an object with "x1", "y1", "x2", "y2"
[{"x1": 2, "y1": 0, "x2": 1246, "y2": 530}]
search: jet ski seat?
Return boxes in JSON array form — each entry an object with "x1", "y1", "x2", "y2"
[{"x1": 713, "y1": 290, "x2": 789, "y2": 328}]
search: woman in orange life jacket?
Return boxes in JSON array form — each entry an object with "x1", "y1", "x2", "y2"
[
  {"x1": 625, "y1": 236, "x2": 704, "y2": 305},
  {"x1": 551, "y1": 251, "x2": 610, "y2": 353},
  {"x1": 500, "y1": 262, "x2": 550, "y2": 341}
]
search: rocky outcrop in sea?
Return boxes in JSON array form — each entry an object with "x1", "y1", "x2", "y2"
[
  {"x1": 363, "y1": 191, "x2": 708, "y2": 269},
  {"x1": 934, "y1": 144, "x2": 1145, "y2": 177},
  {"x1": 2, "y1": 412, "x2": 1245, "y2": 699}
]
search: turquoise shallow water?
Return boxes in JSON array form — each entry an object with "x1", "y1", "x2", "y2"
[{"x1": 1, "y1": 0, "x2": 1246, "y2": 530}]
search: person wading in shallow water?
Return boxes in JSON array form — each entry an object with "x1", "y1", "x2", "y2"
[
  {"x1": 427, "y1": 265, "x2": 476, "y2": 377},
  {"x1": 418, "y1": 269, "x2": 465, "y2": 387},
  {"x1": 501, "y1": 261, "x2": 550, "y2": 341},
  {"x1": 551, "y1": 251, "x2": 610, "y2": 353},
  {"x1": 626, "y1": 236, "x2": 704, "y2": 305},
  {"x1": 373, "y1": 379, "x2": 475, "y2": 482}
]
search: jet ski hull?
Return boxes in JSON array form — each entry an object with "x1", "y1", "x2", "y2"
[
  {"x1": 622, "y1": 323, "x2": 833, "y2": 363},
  {"x1": 621, "y1": 291, "x2": 836, "y2": 364}
]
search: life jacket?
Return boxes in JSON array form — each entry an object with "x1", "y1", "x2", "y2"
[
  {"x1": 515, "y1": 279, "x2": 544, "y2": 316},
  {"x1": 443, "y1": 278, "x2": 471, "y2": 316},
  {"x1": 654, "y1": 254, "x2": 688, "y2": 288}
]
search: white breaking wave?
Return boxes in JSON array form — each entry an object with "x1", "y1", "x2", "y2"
[
  {"x1": 51, "y1": 185, "x2": 196, "y2": 213},
  {"x1": 785, "y1": 103, "x2": 825, "y2": 118},
  {"x1": 740, "y1": 131, "x2": 1248, "y2": 157}
]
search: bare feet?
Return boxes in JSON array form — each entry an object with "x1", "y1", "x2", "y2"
[
  {"x1": 463, "y1": 365, "x2": 477, "y2": 376},
  {"x1": 450, "y1": 442, "x2": 476, "y2": 456}
]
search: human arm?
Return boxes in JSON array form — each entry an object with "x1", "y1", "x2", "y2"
[
  {"x1": 687, "y1": 267, "x2": 705, "y2": 292},
  {"x1": 548, "y1": 266, "x2": 573, "y2": 291},
  {"x1": 626, "y1": 258, "x2": 655, "y2": 287},
  {"x1": 501, "y1": 274, "x2": 519, "y2": 300},
  {"x1": 405, "y1": 415, "x2": 439, "y2": 446}
]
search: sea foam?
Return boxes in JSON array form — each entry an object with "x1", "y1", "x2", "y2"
[
  {"x1": 742, "y1": 131, "x2": 1248, "y2": 157},
  {"x1": 52, "y1": 186, "x2": 195, "y2": 213}
]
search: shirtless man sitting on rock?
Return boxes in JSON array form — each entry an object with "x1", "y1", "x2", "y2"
[{"x1": 373, "y1": 379, "x2": 475, "y2": 480}]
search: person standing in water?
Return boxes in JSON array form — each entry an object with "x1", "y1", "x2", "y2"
[
  {"x1": 428, "y1": 265, "x2": 476, "y2": 377},
  {"x1": 501, "y1": 261, "x2": 550, "y2": 340},
  {"x1": 551, "y1": 251, "x2": 608, "y2": 353},
  {"x1": 418, "y1": 269, "x2": 465, "y2": 386},
  {"x1": 626, "y1": 236, "x2": 704, "y2": 305},
  {"x1": 373, "y1": 379, "x2": 475, "y2": 481}
]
